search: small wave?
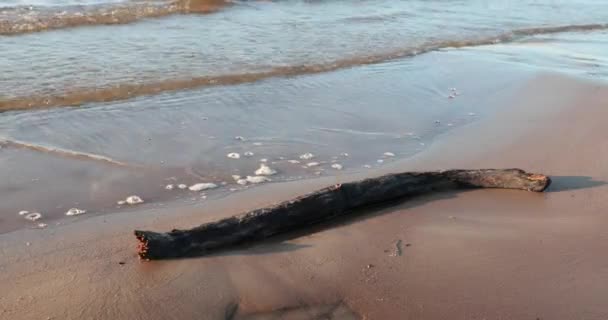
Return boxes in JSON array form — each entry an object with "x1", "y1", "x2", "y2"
[
  {"x1": 0, "y1": 137, "x2": 133, "y2": 167},
  {"x1": 310, "y1": 127, "x2": 402, "y2": 137},
  {"x1": 1, "y1": 23, "x2": 607, "y2": 113},
  {"x1": 0, "y1": 0, "x2": 229, "y2": 35}
]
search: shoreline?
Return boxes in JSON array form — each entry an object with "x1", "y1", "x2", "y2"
[{"x1": 3, "y1": 72, "x2": 608, "y2": 319}]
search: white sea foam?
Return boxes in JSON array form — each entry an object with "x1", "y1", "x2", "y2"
[
  {"x1": 331, "y1": 163, "x2": 343, "y2": 170},
  {"x1": 65, "y1": 208, "x2": 86, "y2": 216},
  {"x1": 125, "y1": 195, "x2": 144, "y2": 205},
  {"x1": 24, "y1": 212, "x2": 42, "y2": 221},
  {"x1": 255, "y1": 164, "x2": 276, "y2": 176},
  {"x1": 189, "y1": 183, "x2": 218, "y2": 191},
  {"x1": 227, "y1": 152, "x2": 240, "y2": 159},
  {"x1": 246, "y1": 176, "x2": 271, "y2": 184},
  {"x1": 299, "y1": 153, "x2": 315, "y2": 160}
]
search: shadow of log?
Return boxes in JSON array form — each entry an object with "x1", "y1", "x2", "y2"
[{"x1": 545, "y1": 176, "x2": 606, "y2": 192}]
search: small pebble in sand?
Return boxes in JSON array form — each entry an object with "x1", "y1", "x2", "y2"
[
  {"x1": 448, "y1": 94, "x2": 455, "y2": 99},
  {"x1": 246, "y1": 176, "x2": 271, "y2": 184},
  {"x1": 434, "y1": 120, "x2": 441, "y2": 124},
  {"x1": 287, "y1": 160, "x2": 300, "y2": 164},
  {"x1": 243, "y1": 151, "x2": 254, "y2": 157},
  {"x1": 117, "y1": 200, "x2": 126, "y2": 205},
  {"x1": 19, "y1": 210, "x2": 29, "y2": 216},
  {"x1": 24, "y1": 212, "x2": 42, "y2": 221},
  {"x1": 227, "y1": 152, "x2": 240, "y2": 159},
  {"x1": 178, "y1": 184, "x2": 188, "y2": 189},
  {"x1": 377, "y1": 159, "x2": 385, "y2": 164},
  {"x1": 234, "y1": 136, "x2": 245, "y2": 141},
  {"x1": 165, "y1": 184, "x2": 174, "y2": 190},
  {"x1": 331, "y1": 163, "x2": 343, "y2": 170},
  {"x1": 237, "y1": 179, "x2": 248, "y2": 185},
  {"x1": 315, "y1": 171, "x2": 322, "y2": 175},
  {"x1": 189, "y1": 183, "x2": 218, "y2": 191},
  {"x1": 125, "y1": 196, "x2": 144, "y2": 205},
  {"x1": 65, "y1": 208, "x2": 86, "y2": 216},
  {"x1": 26, "y1": 242, "x2": 31, "y2": 246},
  {"x1": 383, "y1": 152, "x2": 395, "y2": 157},
  {"x1": 255, "y1": 163, "x2": 276, "y2": 176},
  {"x1": 307, "y1": 162, "x2": 320, "y2": 167},
  {"x1": 299, "y1": 152, "x2": 315, "y2": 160}
]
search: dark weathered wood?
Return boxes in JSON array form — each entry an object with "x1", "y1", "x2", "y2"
[{"x1": 135, "y1": 169, "x2": 550, "y2": 260}]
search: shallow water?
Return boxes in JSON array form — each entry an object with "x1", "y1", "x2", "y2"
[{"x1": 2, "y1": 0, "x2": 608, "y2": 232}]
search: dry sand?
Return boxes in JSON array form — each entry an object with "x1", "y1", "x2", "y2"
[{"x1": 2, "y1": 73, "x2": 608, "y2": 319}]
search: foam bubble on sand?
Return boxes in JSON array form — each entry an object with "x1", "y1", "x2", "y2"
[
  {"x1": 246, "y1": 176, "x2": 271, "y2": 184},
  {"x1": 232, "y1": 175, "x2": 241, "y2": 181},
  {"x1": 189, "y1": 183, "x2": 218, "y2": 191},
  {"x1": 468, "y1": 112, "x2": 476, "y2": 116},
  {"x1": 260, "y1": 158, "x2": 268, "y2": 163},
  {"x1": 255, "y1": 164, "x2": 276, "y2": 176},
  {"x1": 234, "y1": 136, "x2": 245, "y2": 141},
  {"x1": 18, "y1": 210, "x2": 29, "y2": 216},
  {"x1": 288, "y1": 160, "x2": 300, "y2": 164},
  {"x1": 227, "y1": 152, "x2": 241, "y2": 159},
  {"x1": 125, "y1": 195, "x2": 144, "y2": 205},
  {"x1": 24, "y1": 212, "x2": 42, "y2": 221},
  {"x1": 117, "y1": 200, "x2": 126, "y2": 205},
  {"x1": 383, "y1": 152, "x2": 395, "y2": 157},
  {"x1": 244, "y1": 151, "x2": 254, "y2": 157},
  {"x1": 307, "y1": 162, "x2": 320, "y2": 167},
  {"x1": 236, "y1": 179, "x2": 248, "y2": 185},
  {"x1": 37, "y1": 223, "x2": 48, "y2": 229},
  {"x1": 165, "y1": 184, "x2": 175, "y2": 190},
  {"x1": 341, "y1": 152, "x2": 349, "y2": 157},
  {"x1": 178, "y1": 184, "x2": 187, "y2": 189},
  {"x1": 300, "y1": 153, "x2": 315, "y2": 160},
  {"x1": 363, "y1": 164, "x2": 372, "y2": 169},
  {"x1": 65, "y1": 208, "x2": 86, "y2": 216},
  {"x1": 377, "y1": 159, "x2": 385, "y2": 164},
  {"x1": 331, "y1": 164, "x2": 343, "y2": 170},
  {"x1": 253, "y1": 142, "x2": 263, "y2": 146}
]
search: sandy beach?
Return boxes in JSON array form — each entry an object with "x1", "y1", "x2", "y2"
[{"x1": 2, "y1": 72, "x2": 608, "y2": 319}]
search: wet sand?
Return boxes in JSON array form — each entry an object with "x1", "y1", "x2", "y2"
[{"x1": 2, "y1": 73, "x2": 608, "y2": 319}]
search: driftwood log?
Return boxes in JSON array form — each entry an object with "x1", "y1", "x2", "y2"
[{"x1": 135, "y1": 169, "x2": 550, "y2": 260}]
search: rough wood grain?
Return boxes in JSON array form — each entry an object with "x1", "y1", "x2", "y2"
[{"x1": 135, "y1": 169, "x2": 551, "y2": 260}]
